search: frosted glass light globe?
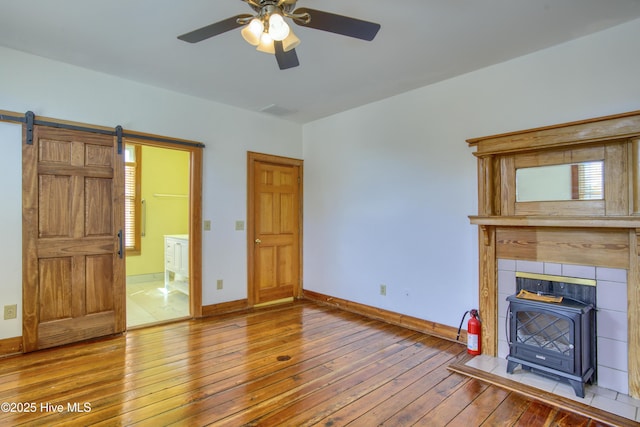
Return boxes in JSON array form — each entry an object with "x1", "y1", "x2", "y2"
[{"x1": 268, "y1": 13, "x2": 290, "y2": 41}]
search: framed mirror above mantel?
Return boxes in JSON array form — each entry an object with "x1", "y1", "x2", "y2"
[{"x1": 467, "y1": 110, "x2": 640, "y2": 398}]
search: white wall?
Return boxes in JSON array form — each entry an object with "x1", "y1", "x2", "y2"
[
  {"x1": 0, "y1": 122, "x2": 23, "y2": 338},
  {"x1": 0, "y1": 46, "x2": 302, "y2": 339},
  {"x1": 302, "y1": 18, "x2": 640, "y2": 329},
  {"x1": 2, "y1": 17, "x2": 640, "y2": 341}
]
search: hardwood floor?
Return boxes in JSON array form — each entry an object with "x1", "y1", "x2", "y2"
[{"x1": 0, "y1": 300, "x2": 619, "y2": 426}]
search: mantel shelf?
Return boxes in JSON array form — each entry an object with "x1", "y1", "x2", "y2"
[{"x1": 469, "y1": 215, "x2": 640, "y2": 229}]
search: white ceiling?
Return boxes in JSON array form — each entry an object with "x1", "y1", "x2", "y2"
[{"x1": 1, "y1": 0, "x2": 640, "y2": 123}]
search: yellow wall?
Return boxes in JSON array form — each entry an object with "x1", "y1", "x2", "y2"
[{"x1": 126, "y1": 145, "x2": 190, "y2": 276}]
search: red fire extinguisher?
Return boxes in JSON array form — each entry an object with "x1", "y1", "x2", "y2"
[
  {"x1": 467, "y1": 309, "x2": 481, "y2": 355},
  {"x1": 457, "y1": 309, "x2": 482, "y2": 355}
]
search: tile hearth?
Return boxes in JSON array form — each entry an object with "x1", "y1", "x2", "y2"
[{"x1": 466, "y1": 355, "x2": 640, "y2": 423}]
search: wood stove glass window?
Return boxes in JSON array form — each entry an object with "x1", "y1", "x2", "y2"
[{"x1": 515, "y1": 311, "x2": 572, "y2": 356}]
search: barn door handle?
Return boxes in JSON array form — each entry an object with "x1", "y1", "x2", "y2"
[{"x1": 117, "y1": 230, "x2": 124, "y2": 258}]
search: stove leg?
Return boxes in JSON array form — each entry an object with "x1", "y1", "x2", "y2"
[
  {"x1": 506, "y1": 360, "x2": 519, "y2": 374},
  {"x1": 568, "y1": 379, "x2": 585, "y2": 398}
]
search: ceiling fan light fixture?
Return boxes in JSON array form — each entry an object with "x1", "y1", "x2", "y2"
[
  {"x1": 268, "y1": 12, "x2": 290, "y2": 41},
  {"x1": 241, "y1": 18, "x2": 264, "y2": 46},
  {"x1": 178, "y1": 2, "x2": 381, "y2": 70},
  {"x1": 282, "y1": 29, "x2": 300, "y2": 52},
  {"x1": 256, "y1": 32, "x2": 275, "y2": 54}
]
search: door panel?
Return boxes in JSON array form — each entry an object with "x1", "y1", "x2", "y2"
[
  {"x1": 23, "y1": 125, "x2": 125, "y2": 352},
  {"x1": 38, "y1": 258, "x2": 72, "y2": 321},
  {"x1": 258, "y1": 246, "x2": 275, "y2": 288},
  {"x1": 86, "y1": 254, "x2": 115, "y2": 313},
  {"x1": 249, "y1": 154, "x2": 302, "y2": 305},
  {"x1": 39, "y1": 175, "x2": 72, "y2": 237},
  {"x1": 85, "y1": 178, "x2": 113, "y2": 236},
  {"x1": 280, "y1": 193, "x2": 295, "y2": 232}
]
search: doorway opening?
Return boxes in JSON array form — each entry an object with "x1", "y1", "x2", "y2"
[{"x1": 125, "y1": 143, "x2": 191, "y2": 327}]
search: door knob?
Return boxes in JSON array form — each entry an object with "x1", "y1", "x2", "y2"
[{"x1": 255, "y1": 238, "x2": 262, "y2": 244}]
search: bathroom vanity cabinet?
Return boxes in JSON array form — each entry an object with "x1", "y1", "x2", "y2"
[{"x1": 164, "y1": 234, "x2": 189, "y2": 295}]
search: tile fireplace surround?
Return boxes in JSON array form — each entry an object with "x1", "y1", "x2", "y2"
[{"x1": 497, "y1": 259, "x2": 629, "y2": 395}]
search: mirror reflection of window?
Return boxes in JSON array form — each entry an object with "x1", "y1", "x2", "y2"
[
  {"x1": 573, "y1": 161, "x2": 603, "y2": 200},
  {"x1": 516, "y1": 161, "x2": 603, "y2": 202}
]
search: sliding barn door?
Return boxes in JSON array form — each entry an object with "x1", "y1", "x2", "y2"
[{"x1": 23, "y1": 125, "x2": 125, "y2": 352}]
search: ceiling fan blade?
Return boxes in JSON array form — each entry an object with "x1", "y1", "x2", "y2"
[
  {"x1": 274, "y1": 41, "x2": 299, "y2": 70},
  {"x1": 178, "y1": 14, "x2": 253, "y2": 43},
  {"x1": 292, "y1": 8, "x2": 380, "y2": 41}
]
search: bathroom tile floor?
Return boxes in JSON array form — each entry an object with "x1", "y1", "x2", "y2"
[
  {"x1": 466, "y1": 355, "x2": 640, "y2": 422},
  {"x1": 126, "y1": 280, "x2": 189, "y2": 328}
]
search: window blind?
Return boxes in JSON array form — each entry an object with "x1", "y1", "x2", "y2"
[{"x1": 124, "y1": 163, "x2": 137, "y2": 249}]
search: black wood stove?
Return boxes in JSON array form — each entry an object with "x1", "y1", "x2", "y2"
[{"x1": 506, "y1": 278, "x2": 596, "y2": 398}]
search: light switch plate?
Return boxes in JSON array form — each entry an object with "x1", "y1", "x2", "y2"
[
  {"x1": 204, "y1": 220, "x2": 211, "y2": 231},
  {"x1": 235, "y1": 220, "x2": 245, "y2": 231},
  {"x1": 4, "y1": 304, "x2": 17, "y2": 320}
]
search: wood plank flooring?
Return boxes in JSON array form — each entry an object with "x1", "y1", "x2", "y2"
[{"x1": 0, "y1": 300, "x2": 619, "y2": 426}]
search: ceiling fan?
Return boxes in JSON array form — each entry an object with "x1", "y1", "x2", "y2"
[{"x1": 177, "y1": 0, "x2": 381, "y2": 70}]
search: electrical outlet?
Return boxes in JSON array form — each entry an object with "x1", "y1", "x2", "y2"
[
  {"x1": 380, "y1": 284, "x2": 386, "y2": 296},
  {"x1": 4, "y1": 304, "x2": 17, "y2": 320},
  {"x1": 203, "y1": 220, "x2": 211, "y2": 231},
  {"x1": 216, "y1": 279, "x2": 223, "y2": 290}
]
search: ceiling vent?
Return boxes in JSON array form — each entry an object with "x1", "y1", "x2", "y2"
[{"x1": 259, "y1": 104, "x2": 295, "y2": 116}]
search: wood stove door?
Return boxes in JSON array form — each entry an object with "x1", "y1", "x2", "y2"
[{"x1": 508, "y1": 301, "x2": 578, "y2": 376}]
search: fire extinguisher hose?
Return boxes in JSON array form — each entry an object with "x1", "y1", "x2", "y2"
[{"x1": 456, "y1": 310, "x2": 470, "y2": 342}]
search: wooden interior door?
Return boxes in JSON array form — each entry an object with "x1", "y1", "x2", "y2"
[
  {"x1": 248, "y1": 153, "x2": 302, "y2": 305},
  {"x1": 22, "y1": 125, "x2": 125, "y2": 352}
]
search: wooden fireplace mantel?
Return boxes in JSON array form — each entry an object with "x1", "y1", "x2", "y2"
[
  {"x1": 470, "y1": 215, "x2": 640, "y2": 228},
  {"x1": 468, "y1": 110, "x2": 640, "y2": 398}
]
